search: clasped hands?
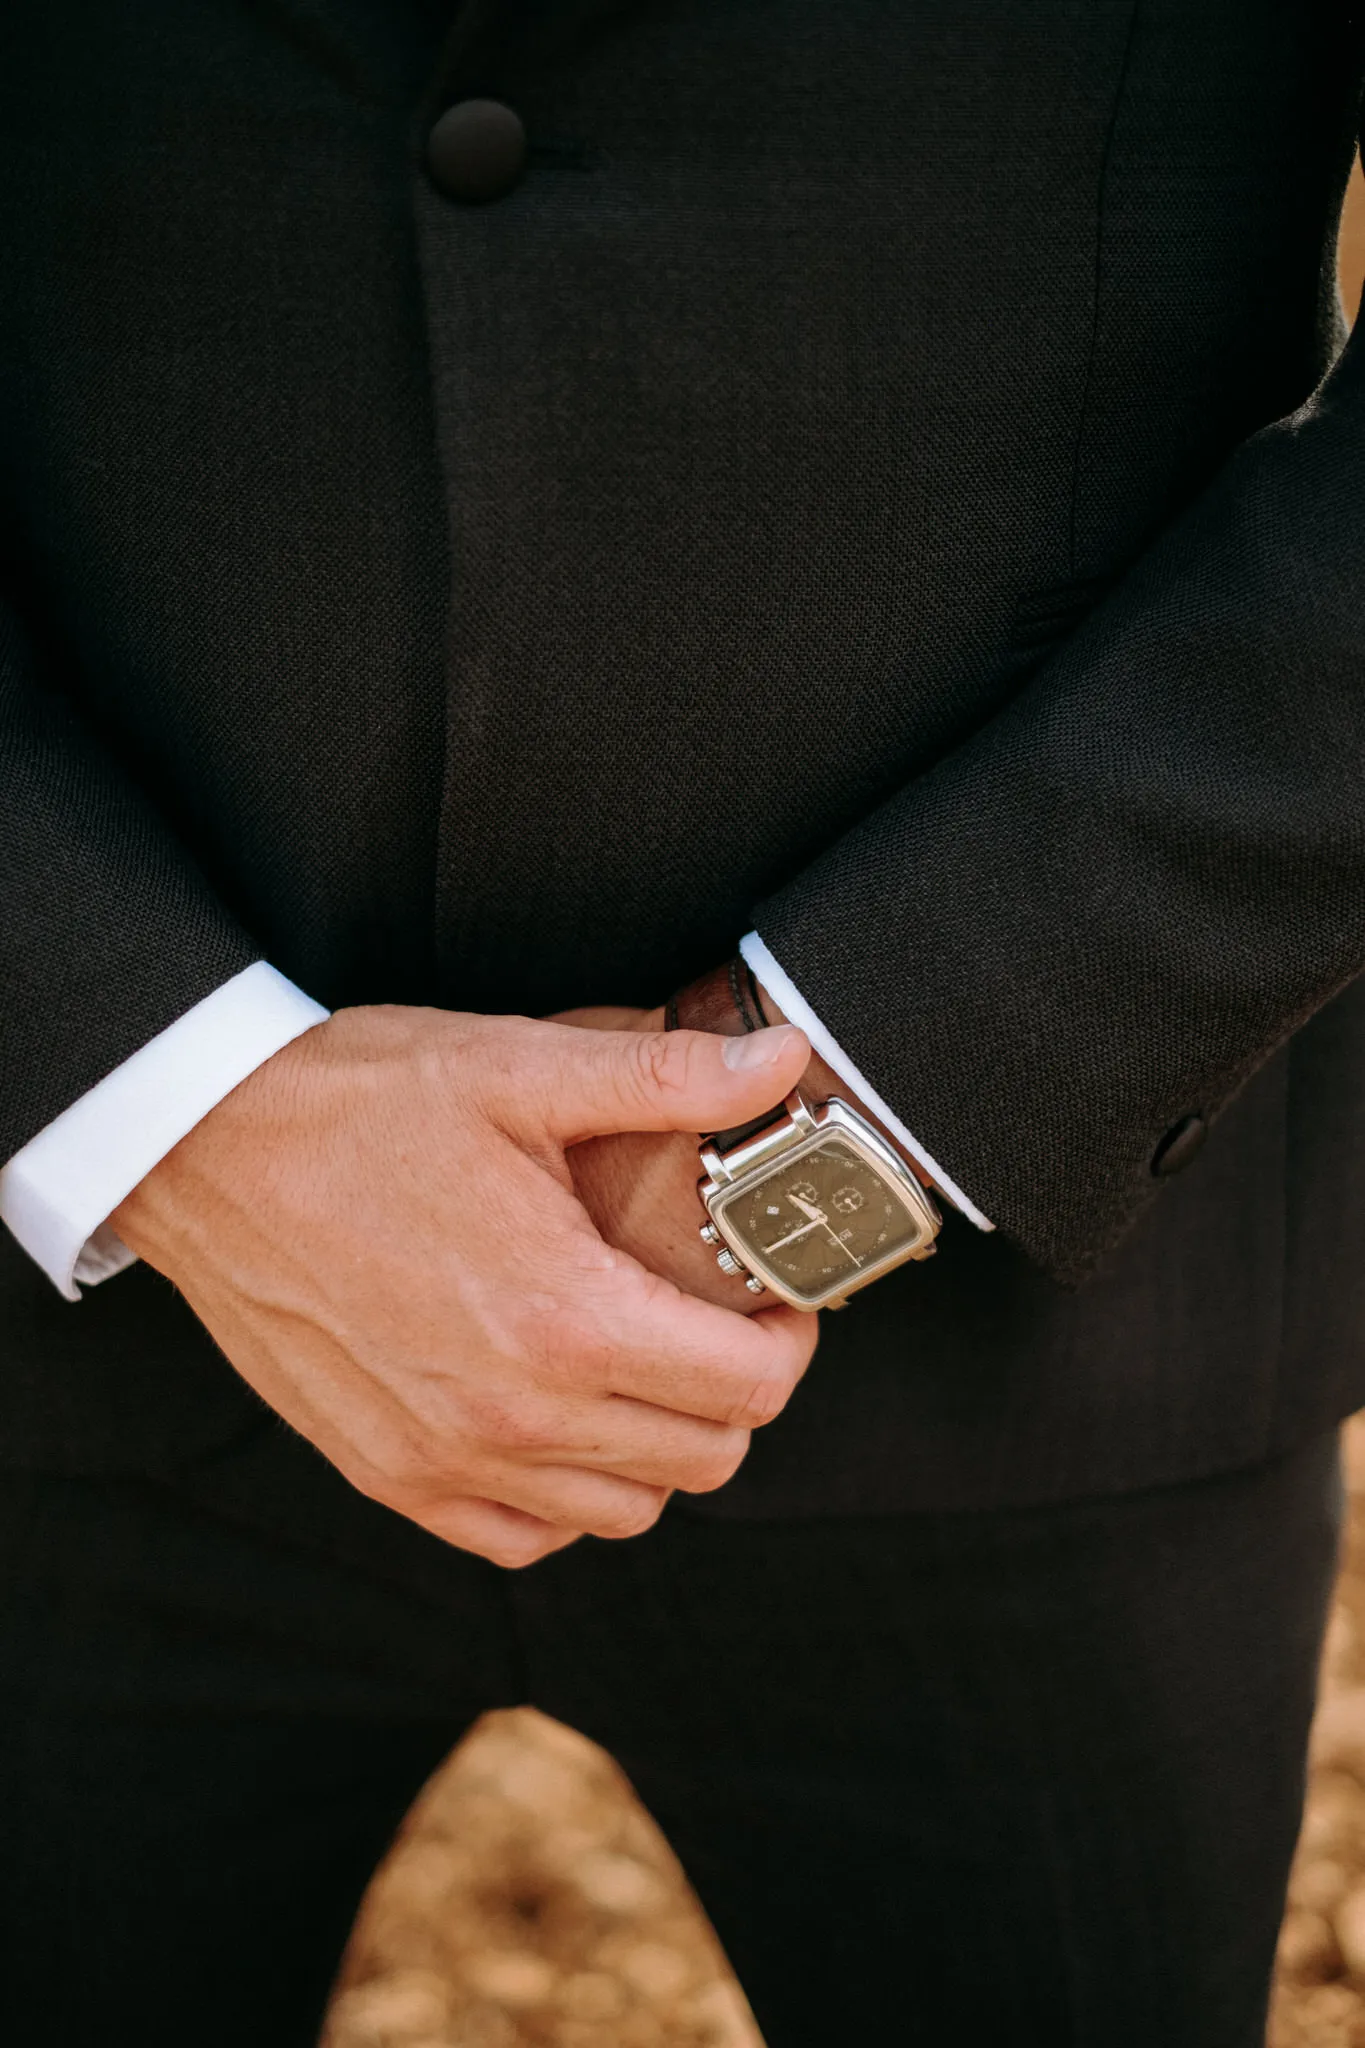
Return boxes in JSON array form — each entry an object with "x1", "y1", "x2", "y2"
[{"x1": 113, "y1": 994, "x2": 819, "y2": 1569}]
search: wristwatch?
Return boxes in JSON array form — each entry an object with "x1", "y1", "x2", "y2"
[{"x1": 668, "y1": 962, "x2": 941, "y2": 1311}]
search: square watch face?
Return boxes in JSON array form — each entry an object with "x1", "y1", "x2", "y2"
[{"x1": 714, "y1": 1134, "x2": 926, "y2": 1305}]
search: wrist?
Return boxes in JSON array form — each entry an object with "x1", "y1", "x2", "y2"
[
  {"x1": 109, "y1": 1007, "x2": 343, "y2": 1262},
  {"x1": 669, "y1": 959, "x2": 935, "y2": 1192}
]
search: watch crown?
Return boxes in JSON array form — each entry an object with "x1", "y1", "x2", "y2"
[
  {"x1": 715, "y1": 1247, "x2": 744, "y2": 1276},
  {"x1": 699, "y1": 1222, "x2": 722, "y2": 1245},
  {"x1": 745, "y1": 1275, "x2": 766, "y2": 1294}
]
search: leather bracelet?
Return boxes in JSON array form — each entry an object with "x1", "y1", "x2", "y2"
[
  {"x1": 666, "y1": 957, "x2": 766, "y2": 1039},
  {"x1": 665, "y1": 958, "x2": 782, "y2": 1148}
]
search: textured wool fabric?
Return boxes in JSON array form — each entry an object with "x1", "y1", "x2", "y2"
[
  {"x1": 0, "y1": 1421, "x2": 1342, "y2": 2047},
  {"x1": 3, "y1": 0, "x2": 1365, "y2": 1507}
]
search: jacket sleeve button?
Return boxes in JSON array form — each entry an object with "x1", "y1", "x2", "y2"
[
  {"x1": 426, "y1": 99, "x2": 528, "y2": 203},
  {"x1": 1151, "y1": 1114, "x2": 1207, "y2": 1177}
]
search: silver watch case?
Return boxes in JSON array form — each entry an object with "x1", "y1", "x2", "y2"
[{"x1": 697, "y1": 1092, "x2": 941, "y2": 1312}]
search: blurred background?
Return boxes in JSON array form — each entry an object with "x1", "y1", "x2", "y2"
[{"x1": 317, "y1": 158, "x2": 1365, "y2": 2048}]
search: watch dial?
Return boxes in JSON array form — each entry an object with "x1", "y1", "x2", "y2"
[{"x1": 719, "y1": 1138, "x2": 924, "y2": 1304}]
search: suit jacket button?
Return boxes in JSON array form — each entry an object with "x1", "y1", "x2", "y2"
[
  {"x1": 1151, "y1": 1114, "x2": 1207, "y2": 1176},
  {"x1": 427, "y1": 99, "x2": 527, "y2": 202}
]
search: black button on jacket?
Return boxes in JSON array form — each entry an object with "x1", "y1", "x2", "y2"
[
  {"x1": 1152, "y1": 1116, "x2": 1208, "y2": 1178},
  {"x1": 427, "y1": 99, "x2": 527, "y2": 202}
]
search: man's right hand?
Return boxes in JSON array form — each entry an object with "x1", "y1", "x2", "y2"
[{"x1": 110, "y1": 1004, "x2": 817, "y2": 1568}]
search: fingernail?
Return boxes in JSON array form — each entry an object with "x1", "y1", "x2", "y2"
[{"x1": 723, "y1": 1026, "x2": 804, "y2": 1070}]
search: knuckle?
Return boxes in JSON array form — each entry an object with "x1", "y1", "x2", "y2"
[
  {"x1": 509, "y1": 1290, "x2": 569, "y2": 1371},
  {"x1": 679, "y1": 1430, "x2": 751, "y2": 1494},
  {"x1": 513, "y1": 1272, "x2": 624, "y2": 1381},
  {"x1": 469, "y1": 1390, "x2": 563, "y2": 1455},
  {"x1": 727, "y1": 1370, "x2": 794, "y2": 1430},
  {"x1": 528, "y1": 1297, "x2": 613, "y2": 1386},
  {"x1": 591, "y1": 1490, "x2": 667, "y2": 1541},
  {"x1": 628, "y1": 1029, "x2": 688, "y2": 1104}
]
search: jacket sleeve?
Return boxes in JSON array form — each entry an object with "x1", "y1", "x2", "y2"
[
  {"x1": 752, "y1": 290, "x2": 1365, "y2": 1283},
  {"x1": 1, "y1": 575, "x2": 261, "y2": 1163}
]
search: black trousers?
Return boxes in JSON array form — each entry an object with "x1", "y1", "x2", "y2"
[{"x1": 0, "y1": 1421, "x2": 1343, "y2": 2048}]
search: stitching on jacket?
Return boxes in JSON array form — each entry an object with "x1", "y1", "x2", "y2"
[{"x1": 1067, "y1": 0, "x2": 1144, "y2": 583}]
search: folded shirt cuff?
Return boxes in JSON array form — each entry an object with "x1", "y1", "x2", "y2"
[
  {"x1": 0, "y1": 962, "x2": 329, "y2": 1299},
  {"x1": 739, "y1": 931, "x2": 994, "y2": 1231}
]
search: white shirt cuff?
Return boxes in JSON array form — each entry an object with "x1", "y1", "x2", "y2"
[
  {"x1": 739, "y1": 931, "x2": 994, "y2": 1232},
  {"x1": 0, "y1": 962, "x2": 330, "y2": 1300}
]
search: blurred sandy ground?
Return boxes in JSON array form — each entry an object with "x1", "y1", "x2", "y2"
[
  {"x1": 319, "y1": 159, "x2": 1365, "y2": 2048},
  {"x1": 323, "y1": 1706, "x2": 762, "y2": 2048},
  {"x1": 1270, "y1": 1418, "x2": 1365, "y2": 2048},
  {"x1": 1343, "y1": 154, "x2": 1365, "y2": 326}
]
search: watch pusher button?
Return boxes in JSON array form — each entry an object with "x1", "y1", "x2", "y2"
[
  {"x1": 699, "y1": 1222, "x2": 722, "y2": 1245},
  {"x1": 745, "y1": 1276, "x2": 766, "y2": 1294},
  {"x1": 715, "y1": 1247, "x2": 744, "y2": 1276}
]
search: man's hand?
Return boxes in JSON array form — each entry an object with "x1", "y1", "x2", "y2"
[
  {"x1": 554, "y1": 982, "x2": 884, "y2": 1314},
  {"x1": 551, "y1": 1000, "x2": 764, "y2": 1313},
  {"x1": 111, "y1": 1005, "x2": 816, "y2": 1568}
]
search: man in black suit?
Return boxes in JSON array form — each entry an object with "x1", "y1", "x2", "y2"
[{"x1": 3, "y1": 2, "x2": 1364, "y2": 2042}]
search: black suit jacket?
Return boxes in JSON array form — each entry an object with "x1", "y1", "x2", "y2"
[{"x1": 4, "y1": 0, "x2": 1365, "y2": 1512}]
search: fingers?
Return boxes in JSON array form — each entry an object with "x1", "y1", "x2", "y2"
[
  {"x1": 578, "y1": 1275, "x2": 821, "y2": 1427},
  {"x1": 357, "y1": 1303, "x2": 798, "y2": 1529},
  {"x1": 412, "y1": 1471, "x2": 672, "y2": 1557},
  {"x1": 416, "y1": 1495, "x2": 583, "y2": 1570},
  {"x1": 469, "y1": 1463, "x2": 672, "y2": 1540},
  {"x1": 498, "y1": 1017, "x2": 810, "y2": 1146},
  {"x1": 562, "y1": 1400, "x2": 755, "y2": 1494},
  {"x1": 457, "y1": 1379, "x2": 756, "y2": 1495},
  {"x1": 388, "y1": 1342, "x2": 767, "y2": 1502}
]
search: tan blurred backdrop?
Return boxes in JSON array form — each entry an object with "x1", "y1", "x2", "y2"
[{"x1": 1342, "y1": 156, "x2": 1365, "y2": 320}]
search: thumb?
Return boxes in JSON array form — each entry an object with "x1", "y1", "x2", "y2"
[{"x1": 536, "y1": 1022, "x2": 812, "y2": 1145}]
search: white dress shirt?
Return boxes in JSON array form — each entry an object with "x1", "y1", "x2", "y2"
[
  {"x1": 0, "y1": 938, "x2": 988, "y2": 1298},
  {"x1": 0, "y1": 963, "x2": 328, "y2": 1299}
]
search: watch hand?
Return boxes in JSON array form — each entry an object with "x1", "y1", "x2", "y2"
[
  {"x1": 764, "y1": 1216, "x2": 827, "y2": 1253},
  {"x1": 786, "y1": 1193, "x2": 826, "y2": 1223},
  {"x1": 818, "y1": 1217, "x2": 864, "y2": 1268}
]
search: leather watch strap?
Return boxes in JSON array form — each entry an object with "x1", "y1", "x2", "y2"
[{"x1": 666, "y1": 958, "x2": 783, "y2": 1150}]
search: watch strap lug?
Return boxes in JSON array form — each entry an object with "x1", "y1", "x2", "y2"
[
  {"x1": 698, "y1": 1144, "x2": 729, "y2": 1185},
  {"x1": 702, "y1": 1091, "x2": 816, "y2": 1179}
]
